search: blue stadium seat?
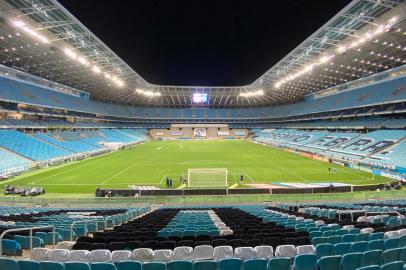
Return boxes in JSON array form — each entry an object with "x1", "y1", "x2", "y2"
[
  {"x1": 243, "y1": 259, "x2": 267, "y2": 270},
  {"x1": 316, "y1": 243, "x2": 334, "y2": 258},
  {"x1": 219, "y1": 258, "x2": 243, "y2": 270},
  {"x1": 361, "y1": 250, "x2": 382, "y2": 267},
  {"x1": 143, "y1": 262, "x2": 167, "y2": 270},
  {"x1": 114, "y1": 261, "x2": 142, "y2": 270},
  {"x1": 167, "y1": 261, "x2": 193, "y2": 270},
  {"x1": 267, "y1": 257, "x2": 291, "y2": 270},
  {"x1": 0, "y1": 258, "x2": 20, "y2": 270},
  {"x1": 381, "y1": 248, "x2": 402, "y2": 264},
  {"x1": 65, "y1": 262, "x2": 91, "y2": 270},
  {"x1": 293, "y1": 254, "x2": 317, "y2": 270},
  {"x1": 380, "y1": 261, "x2": 404, "y2": 270},
  {"x1": 341, "y1": 252, "x2": 363, "y2": 270},
  {"x1": 41, "y1": 261, "x2": 66, "y2": 270},
  {"x1": 19, "y1": 260, "x2": 43, "y2": 270},
  {"x1": 318, "y1": 255, "x2": 341, "y2": 270},
  {"x1": 91, "y1": 262, "x2": 117, "y2": 270}
]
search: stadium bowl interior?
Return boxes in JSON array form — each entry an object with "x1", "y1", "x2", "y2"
[{"x1": 0, "y1": 0, "x2": 405, "y2": 269}]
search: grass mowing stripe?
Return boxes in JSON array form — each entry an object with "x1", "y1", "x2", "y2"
[{"x1": 5, "y1": 140, "x2": 389, "y2": 194}]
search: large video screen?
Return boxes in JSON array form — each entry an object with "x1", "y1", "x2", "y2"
[{"x1": 192, "y1": 93, "x2": 208, "y2": 104}]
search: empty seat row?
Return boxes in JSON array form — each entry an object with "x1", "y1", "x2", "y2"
[{"x1": 32, "y1": 244, "x2": 320, "y2": 262}]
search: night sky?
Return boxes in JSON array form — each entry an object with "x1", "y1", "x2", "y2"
[{"x1": 59, "y1": 0, "x2": 352, "y2": 86}]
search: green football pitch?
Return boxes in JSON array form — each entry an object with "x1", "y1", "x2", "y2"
[{"x1": 3, "y1": 140, "x2": 389, "y2": 194}]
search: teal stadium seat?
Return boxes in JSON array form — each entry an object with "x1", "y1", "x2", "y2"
[
  {"x1": 352, "y1": 242, "x2": 368, "y2": 253},
  {"x1": 335, "y1": 243, "x2": 351, "y2": 255},
  {"x1": 0, "y1": 258, "x2": 20, "y2": 270},
  {"x1": 115, "y1": 261, "x2": 142, "y2": 270},
  {"x1": 357, "y1": 234, "x2": 371, "y2": 242},
  {"x1": 381, "y1": 248, "x2": 402, "y2": 264},
  {"x1": 361, "y1": 250, "x2": 382, "y2": 267},
  {"x1": 194, "y1": 260, "x2": 217, "y2": 270},
  {"x1": 380, "y1": 261, "x2": 404, "y2": 270},
  {"x1": 167, "y1": 260, "x2": 193, "y2": 270},
  {"x1": 143, "y1": 262, "x2": 167, "y2": 270},
  {"x1": 293, "y1": 254, "x2": 318, "y2": 270},
  {"x1": 65, "y1": 262, "x2": 91, "y2": 270},
  {"x1": 19, "y1": 260, "x2": 43, "y2": 270},
  {"x1": 370, "y1": 233, "x2": 384, "y2": 241},
  {"x1": 318, "y1": 255, "x2": 341, "y2": 270},
  {"x1": 219, "y1": 258, "x2": 243, "y2": 270},
  {"x1": 243, "y1": 259, "x2": 267, "y2": 270},
  {"x1": 316, "y1": 244, "x2": 334, "y2": 258},
  {"x1": 267, "y1": 257, "x2": 291, "y2": 270},
  {"x1": 341, "y1": 252, "x2": 363, "y2": 270},
  {"x1": 91, "y1": 262, "x2": 117, "y2": 270},
  {"x1": 368, "y1": 240, "x2": 384, "y2": 251},
  {"x1": 357, "y1": 266, "x2": 380, "y2": 270},
  {"x1": 42, "y1": 261, "x2": 66, "y2": 270},
  {"x1": 384, "y1": 238, "x2": 400, "y2": 250},
  {"x1": 2, "y1": 239, "x2": 22, "y2": 256}
]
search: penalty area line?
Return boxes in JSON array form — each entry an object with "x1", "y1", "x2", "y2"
[
  {"x1": 245, "y1": 173, "x2": 255, "y2": 183},
  {"x1": 160, "y1": 174, "x2": 167, "y2": 184}
]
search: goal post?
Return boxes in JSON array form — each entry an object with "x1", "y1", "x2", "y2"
[{"x1": 187, "y1": 168, "x2": 228, "y2": 188}]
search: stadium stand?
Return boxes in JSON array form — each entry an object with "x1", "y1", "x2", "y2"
[
  {"x1": 2, "y1": 203, "x2": 406, "y2": 270},
  {"x1": 0, "y1": 129, "x2": 147, "y2": 176},
  {"x1": 253, "y1": 129, "x2": 406, "y2": 169},
  {"x1": 0, "y1": 130, "x2": 72, "y2": 161},
  {"x1": 0, "y1": 149, "x2": 29, "y2": 176}
]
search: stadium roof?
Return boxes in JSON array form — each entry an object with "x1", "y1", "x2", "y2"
[{"x1": 0, "y1": 0, "x2": 405, "y2": 107}]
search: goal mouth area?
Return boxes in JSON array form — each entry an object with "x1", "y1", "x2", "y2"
[{"x1": 187, "y1": 168, "x2": 228, "y2": 188}]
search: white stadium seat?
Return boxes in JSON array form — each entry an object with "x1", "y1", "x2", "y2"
[
  {"x1": 132, "y1": 248, "x2": 154, "y2": 262},
  {"x1": 296, "y1": 245, "x2": 315, "y2": 254},
  {"x1": 171, "y1": 246, "x2": 193, "y2": 260},
  {"x1": 213, "y1": 246, "x2": 233, "y2": 260},
  {"x1": 254, "y1": 246, "x2": 273, "y2": 259},
  {"x1": 193, "y1": 245, "x2": 214, "y2": 260},
  {"x1": 234, "y1": 247, "x2": 255, "y2": 260},
  {"x1": 153, "y1": 249, "x2": 173, "y2": 262},
  {"x1": 112, "y1": 250, "x2": 132, "y2": 262},
  {"x1": 30, "y1": 248, "x2": 49, "y2": 261},
  {"x1": 275, "y1": 245, "x2": 296, "y2": 258},
  {"x1": 89, "y1": 249, "x2": 112, "y2": 262},
  {"x1": 360, "y1": 228, "x2": 374, "y2": 234},
  {"x1": 68, "y1": 250, "x2": 90, "y2": 262},
  {"x1": 49, "y1": 249, "x2": 70, "y2": 262}
]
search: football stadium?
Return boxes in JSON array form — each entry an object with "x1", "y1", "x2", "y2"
[{"x1": 0, "y1": 0, "x2": 406, "y2": 269}]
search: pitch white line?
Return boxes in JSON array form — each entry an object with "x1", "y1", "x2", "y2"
[
  {"x1": 101, "y1": 162, "x2": 142, "y2": 185},
  {"x1": 160, "y1": 174, "x2": 167, "y2": 184},
  {"x1": 245, "y1": 173, "x2": 255, "y2": 183},
  {"x1": 267, "y1": 162, "x2": 310, "y2": 183}
]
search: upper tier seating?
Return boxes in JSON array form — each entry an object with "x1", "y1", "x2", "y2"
[
  {"x1": 0, "y1": 130, "x2": 71, "y2": 161},
  {"x1": 0, "y1": 149, "x2": 29, "y2": 176},
  {"x1": 0, "y1": 72, "x2": 405, "y2": 120},
  {"x1": 35, "y1": 133, "x2": 100, "y2": 153}
]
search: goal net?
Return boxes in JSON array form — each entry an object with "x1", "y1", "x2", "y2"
[{"x1": 187, "y1": 168, "x2": 228, "y2": 188}]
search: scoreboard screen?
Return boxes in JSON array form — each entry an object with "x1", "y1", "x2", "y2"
[{"x1": 192, "y1": 93, "x2": 208, "y2": 104}]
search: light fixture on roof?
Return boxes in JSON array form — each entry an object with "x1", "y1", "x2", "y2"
[
  {"x1": 92, "y1": 66, "x2": 101, "y2": 73},
  {"x1": 64, "y1": 47, "x2": 124, "y2": 87},
  {"x1": 11, "y1": 19, "x2": 49, "y2": 44},
  {"x1": 136, "y1": 88, "x2": 161, "y2": 97},
  {"x1": 274, "y1": 16, "x2": 399, "y2": 89},
  {"x1": 239, "y1": 89, "x2": 264, "y2": 97}
]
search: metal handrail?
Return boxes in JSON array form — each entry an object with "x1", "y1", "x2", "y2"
[
  {"x1": 0, "y1": 225, "x2": 55, "y2": 255},
  {"x1": 364, "y1": 211, "x2": 401, "y2": 223}
]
